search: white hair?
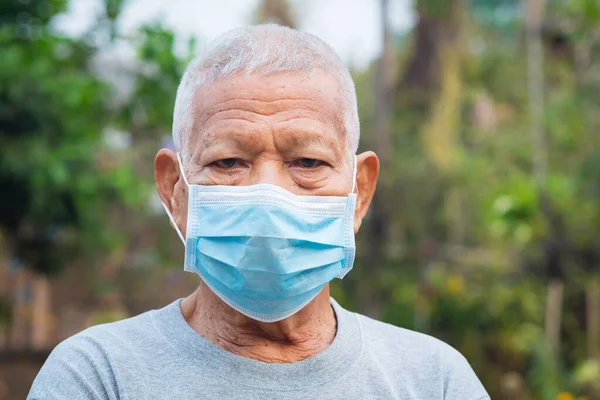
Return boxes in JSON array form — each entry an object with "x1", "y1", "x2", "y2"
[{"x1": 172, "y1": 24, "x2": 359, "y2": 163}]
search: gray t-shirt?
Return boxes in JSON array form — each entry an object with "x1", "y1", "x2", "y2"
[{"x1": 28, "y1": 298, "x2": 489, "y2": 399}]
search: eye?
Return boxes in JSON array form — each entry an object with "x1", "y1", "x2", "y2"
[
  {"x1": 212, "y1": 158, "x2": 242, "y2": 169},
  {"x1": 297, "y1": 158, "x2": 322, "y2": 168}
]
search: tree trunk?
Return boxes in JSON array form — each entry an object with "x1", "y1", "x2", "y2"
[
  {"x1": 0, "y1": 250, "x2": 8, "y2": 349},
  {"x1": 373, "y1": 0, "x2": 393, "y2": 164},
  {"x1": 398, "y1": 0, "x2": 465, "y2": 331},
  {"x1": 31, "y1": 273, "x2": 52, "y2": 349},
  {"x1": 587, "y1": 277, "x2": 599, "y2": 360},
  {"x1": 253, "y1": 0, "x2": 297, "y2": 28},
  {"x1": 361, "y1": 0, "x2": 393, "y2": 319},
  {"x1": 10, "y1": 268, "x2": 31, "y2": 349},
  {"x1": 544, "y1": 280, "x2": 563, "y2": 352},
  {"x1": 420, "y1": 11, "x2": 463, "y2": 173},
  {"x1": 524, "y1": 0, "x2": 566, "y2": 357},
  {"x1": 525, "y1": 0, "x2": 547, "y2": 186}
]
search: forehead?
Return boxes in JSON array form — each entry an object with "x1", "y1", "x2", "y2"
[{"x1": 189, "y1": 70, "x2": 346, "y2": 151}]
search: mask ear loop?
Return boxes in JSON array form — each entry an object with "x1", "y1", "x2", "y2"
[
  {"x1": 161, "y1": 152, "x2": 188, "y2": 245},
  {"x1": 351, "y1": 155, "x2": 357, "y2": 194},
  {"x1": 176, "y1": 152, "x2": 191, "y2": 186}
]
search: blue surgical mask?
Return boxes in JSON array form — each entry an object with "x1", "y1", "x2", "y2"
[{"x1": 163, "y1": 153, "x2": 357, "y2": 322}]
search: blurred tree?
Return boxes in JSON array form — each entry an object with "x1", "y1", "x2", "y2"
[
  {"x1": 111, "y1": 22, "x2": 194, "y2": 313},
  {"x1": 345, "y1": 0, "x2": 600, "y2": 397},
  {"x1": 0, "y1": 0, "x2": 145, "y2": 348},
  {"x1": 360, "y1": 0, "x2": 394, "y2": 319},
  {"x1": 253, "y1": 0, "x2": 297, "y2": 28},
  {"x1": 383, "y1": 0, "x2": 467, "y2": 330}
]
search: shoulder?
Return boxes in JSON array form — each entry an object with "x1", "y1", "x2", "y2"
[
  {"x1": 28, "y1": 308, "x2": 158, "y2": 399},
  {"x1": 356, "y1": 311, "x2": 452, "y2": 355},
  {"x1": 354, "y1": 312, "x2": 489, "y2": 399},
  {"x1": 52, "y1": 307, "x2": 157, "y2": 357},
  {"x1": 50, "y1": 304, "x2": 163, "y2": 364}
]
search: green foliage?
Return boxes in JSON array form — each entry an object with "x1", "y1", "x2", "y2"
[
  {"x1": 0, "y1": 0, "x2": 68, "y2": 25},
  {"x1": 468, "y1": 0, "x2": 520, "y2": 30},
  {"x1": 0, "y1": 1, "x2": 147, "y2": 275},
  {"x1": 348, "y1": 0, "x2": 600, "y2": 397},
  {"x1": 117, "y1": 24, "x2": 189, "y2": 137}
]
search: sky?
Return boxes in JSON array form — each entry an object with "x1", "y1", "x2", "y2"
[{"x1": 52, "y1": 0, "x2": 415, "y2": 70}]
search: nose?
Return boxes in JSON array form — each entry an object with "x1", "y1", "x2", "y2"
[{"x1": 247, "y1": 158, "x2": 288, "y2": 187}]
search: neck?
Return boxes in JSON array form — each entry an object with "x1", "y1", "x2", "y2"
[{"x1": 180, "y1": 284, "x2": 337, "y2": 363}]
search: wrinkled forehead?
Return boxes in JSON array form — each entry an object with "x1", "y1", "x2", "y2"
[{"x1": 188, "y1": 70, "x2": 348, "y2": 157}]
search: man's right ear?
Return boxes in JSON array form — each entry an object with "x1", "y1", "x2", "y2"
[{"x1": 155, "y1": 149, "x2": 181, "y2": 212}]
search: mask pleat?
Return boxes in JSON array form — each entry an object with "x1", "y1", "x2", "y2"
[
  {"x1": 196, "y1": 237, "x2": 346, "y2": 273},
  {"x1": 197, "y1": 251, "x2": 342, "y2": 300}
]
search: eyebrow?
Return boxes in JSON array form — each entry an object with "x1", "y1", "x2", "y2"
[
  {"x1": 275, "y1": 119, "x2": 340, "y2": 145},
  {"x1": 278, "y1": 129, "x2": 335, "y2": 149},
  {"x1": 274, "y1": 125, "x2": 343, "y2": 163},
  {"x1": 200, "y1": 121, "x2": 266, "y2": 150}
]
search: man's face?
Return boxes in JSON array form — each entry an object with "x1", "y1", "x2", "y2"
[
  {"x1": 185, "y1": 70, "x2": 353, "y2": 196},
  {"x1": 156, "y1": 70, "x2": 378, "y2": 239}
]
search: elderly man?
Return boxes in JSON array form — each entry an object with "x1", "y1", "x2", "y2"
[{"x1": 29, "y1": 25, "x2": 489, "y2": 399}]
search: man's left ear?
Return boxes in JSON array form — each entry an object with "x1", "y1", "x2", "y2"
[{"x1": 353, "y1": 151, "x2": 379, "y2": 233}]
